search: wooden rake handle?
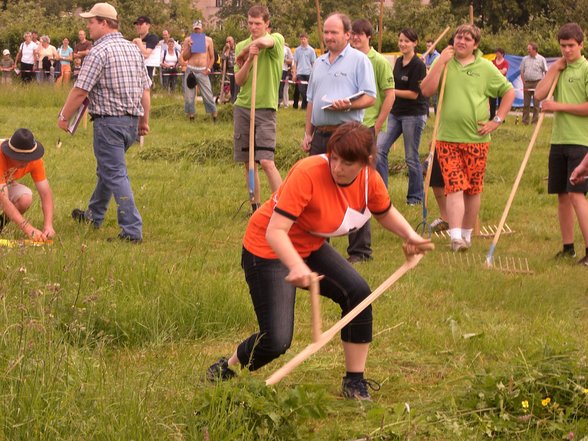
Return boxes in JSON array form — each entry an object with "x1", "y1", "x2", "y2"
[
  {"x1": 486, "y1": 72, "x2": 560, "y2": 263},
  {"x1": 423, "y1": 66, "x2": 449, "y2": 210},
  {"x1": 265, "y1": 242, "x2": 434, "y2": 386},
  {"x1": 420, "y1": 27, "x2": 451, "y2": 60},
  {"x1": 309, "y1": 272, "x2": 322, "y2": 343},
  {"x1": 248, "y1": 55, "x2": 259, "y2": 203}
]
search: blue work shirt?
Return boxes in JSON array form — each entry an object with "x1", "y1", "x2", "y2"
[
  {"x1": 293, "y1": 45, "x2": 316, "y2": 76},
  {"x1": 307, "y1": 44, "x2": 376, "y2": 127}
]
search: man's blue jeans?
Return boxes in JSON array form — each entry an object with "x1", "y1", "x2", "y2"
[
  {"x1": 236, "y1": 243, "x2": 373, "y2": 371},
  {"x1": 183, "y1": 66, "x2": 217, "y2": 115},
  {"x1": 86, "y1": 116, "x2": 142, "y2": 239},
  {"x1": 376, "y1": 113, "x2": 427, "y2": 204}
]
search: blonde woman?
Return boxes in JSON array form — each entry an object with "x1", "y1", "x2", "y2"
[{"x1": 55, "y1": 37, "x2": 73, "y2": 86}]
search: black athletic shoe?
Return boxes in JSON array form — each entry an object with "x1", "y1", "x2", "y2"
[
  {"x1": 106, "y1": 233, "x2": 142, "y2": 244},
  {"x1": 207, "y1": 357, "x2": 236, "y2": 382},
  {"x1": 71, "y1": 208, "x2": 98, "y2": 227},
  {"x1": 578, "y1": 255, "x2": 588, "y2": 266},
  {"x1": 341, "y1": 377, "x2": 380, "y2": 401},
  {"x1": 555, "y1": 249, "x2": 576, "y2": 259}
]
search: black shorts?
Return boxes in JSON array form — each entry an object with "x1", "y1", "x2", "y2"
[
  {"x1": 548, "y1": 144, "x2": 588, "y2": 194},
  {"x1": 430, "y1": 153, "x2": 445, "y2": 188}
]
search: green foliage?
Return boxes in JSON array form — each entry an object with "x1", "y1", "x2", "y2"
[
  {"x1": 188, "y1": 379, "x2": 328, "y2": 440},
  {"x1": 435, "y1": 350, "x2": 588, "y2": 439},
  {"x1": 382, "y1": 0, "x2": 457, "y2": 53},
  {"x1": 1, "y1": 0, "x2": 586, "y2": 57}
]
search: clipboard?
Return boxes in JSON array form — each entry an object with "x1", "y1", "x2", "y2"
[
  {"x1": 321, "y1": 91, "x2": 366, "y2": 110},
  {"x1": 66, "y1": 97, "x2": 89, "y2": 135},
  {"x1": 191, "y1": 33, "x2": 206, "y2": 54}
]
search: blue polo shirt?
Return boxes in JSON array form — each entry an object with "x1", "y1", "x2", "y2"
[
  {"x1": 307, "y1": 44, "x2": 376, "y2": 127},
  {"x1": 293, "y1": 45, "x2": 316, "y2": 75}
]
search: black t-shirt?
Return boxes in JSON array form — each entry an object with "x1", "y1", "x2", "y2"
[
  {"x1": 391, "y1": 55, "x2": 428, "y2": 116},
  {"x1": 142, "y1": 33, "x2": 159, "y2": 50}
]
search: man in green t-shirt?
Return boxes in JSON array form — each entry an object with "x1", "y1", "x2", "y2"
[
  {"x1": 535, "y1": 22, "x2": 588, "y2": 266},
  {"x1": 347, "y1": 18, "x2": 395, "y2": 263},
  {"x1": 421, "y1": 24, "x2": 514, "y2": 252},
  {"x1": 233, "y1": 4, "x2": 284, "y2": 213}
]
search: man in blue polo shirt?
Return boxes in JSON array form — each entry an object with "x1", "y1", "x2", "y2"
[
  {"x1": 301, "y1": 12, "x2": 376, "y2": 156},
  {"x1": 292, "y1": 33, "x2": 316, "y2": 110}
]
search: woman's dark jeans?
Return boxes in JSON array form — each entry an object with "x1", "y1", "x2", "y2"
[{"x1": 236, "y1": 243, "x2": 373, "y2": 371}]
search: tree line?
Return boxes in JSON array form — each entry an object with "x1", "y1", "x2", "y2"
[{"x1": 1, "y1": 0, "x2": 586, "y2": 57}]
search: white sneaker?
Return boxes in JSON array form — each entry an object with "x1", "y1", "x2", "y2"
[{"x1": 451, "y1": 238, "x2": 468, "y2": 252}]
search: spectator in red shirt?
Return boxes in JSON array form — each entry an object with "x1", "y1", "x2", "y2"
[{"x1": 490, "y1": 48, "x2": 509, "y2": 119}]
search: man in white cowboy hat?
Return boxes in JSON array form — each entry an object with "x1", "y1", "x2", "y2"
[
  {"x1": 58, "y1": 2, "x2": 151, "y2": 243},
  {"x1": 0, "y1": 128, "x2": 55, "y2": 241}
]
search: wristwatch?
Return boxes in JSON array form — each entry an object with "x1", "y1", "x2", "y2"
[{"x1": 492, "y1": 115, "x2": 503, "y2": 124}]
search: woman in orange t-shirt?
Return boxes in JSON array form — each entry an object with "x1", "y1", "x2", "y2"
[{"x1": 208, "y1": 122, "x2": 431, "y2": 400}]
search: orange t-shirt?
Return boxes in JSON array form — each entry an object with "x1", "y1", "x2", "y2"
[
  {"x1": 243, "y1": 155, "x2": 392, "y2": 259},
  {"x1": 0, "y1": 150, "x2": 47, "y2": 185}
]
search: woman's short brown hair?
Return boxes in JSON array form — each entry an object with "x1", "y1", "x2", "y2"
[{"x1": 327, "y1": 122, "x2": 375, "y2": 166}]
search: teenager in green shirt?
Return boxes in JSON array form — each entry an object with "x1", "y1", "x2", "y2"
[
  {"x1": 233, "y1": 5, "x2": 284, "y2": 213},
  {"x1": 536, "y1": 22, "x2": 588, "y2": 266},
  {"x1": 421, "y1": 24, "x2": 514, "y2": 252}
]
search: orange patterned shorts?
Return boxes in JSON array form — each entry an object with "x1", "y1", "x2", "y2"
[{"x1": 435, "y1": 141, "x2": 490, "y2": 195}]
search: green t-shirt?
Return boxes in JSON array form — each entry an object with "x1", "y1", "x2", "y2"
[
  {"x1": 364, "y1": 47, "x2": 395, "y2": 131},
  {"x1": 551, "y1": 56, "x2": 588, "y2": 147},
  {"x1": 234, "y1": 32, "x2": 284, "y2": 110},
  {"x1": 437, "y1": 50, "x2": 512, "y2": 143}
]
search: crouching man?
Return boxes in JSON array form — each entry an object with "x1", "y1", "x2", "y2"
[{"x1": 0, "y1": 128, "x2": 55, "y2": 241}]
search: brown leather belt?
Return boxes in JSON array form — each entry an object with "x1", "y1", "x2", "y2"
[{"x1": 314, "y1": 124, "x2": 341, "y2": 134}]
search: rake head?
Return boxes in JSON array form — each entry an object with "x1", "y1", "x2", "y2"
[
  {"x1": 434, "y1": 223, "x2": 515, "y2": 240},
  {"x1": 440, "y1": 252, "x2": 533, "y2": 275},
  {"x1": 0, "y1": 239, "x2": 53, "y2": 248}
]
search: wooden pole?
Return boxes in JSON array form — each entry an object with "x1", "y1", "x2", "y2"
[
  {"x1": 469, "y1": 2, "x2": 474, "y2": 25},
  {"x1": 314, "y1": 0, "x2": 325, "y2": 53},
  {"x1": 248, "y1": 55, "x2": 259, "y2": 205},
  {"x1": 421, "y1": 67, "x2": 448, "y2": 220},
  {"x1": 377, "y1": 0, "x2": 385, "y2": 53},
  {"x1": 309, "y1": 273, "x2": 321, "y2": 343},
  {"x1": 420, "y1": 27, "x2": 450, "y2": 60}
]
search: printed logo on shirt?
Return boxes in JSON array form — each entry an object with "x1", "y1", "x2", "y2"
[
  {"x1": 333, "y1": 71, "x2": 348, "y2": 77},
  {"x1": 466, "y1": 70, "x2": 480, "y2": 77}
]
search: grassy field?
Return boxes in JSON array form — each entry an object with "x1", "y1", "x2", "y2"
[{"x1": 0, "y1": 85, "x2": 587, "y2": 440}]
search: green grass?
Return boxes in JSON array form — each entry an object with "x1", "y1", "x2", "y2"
[{"x1": 1, "y1": 85, "x2": 587, "y2": 440}]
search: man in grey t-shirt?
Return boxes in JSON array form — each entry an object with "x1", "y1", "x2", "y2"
[{"x1": 520, "y1": 42, "x2": 548, "y2": 125}]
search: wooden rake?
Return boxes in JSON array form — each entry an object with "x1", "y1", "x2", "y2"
[
  {"x1": 485, "y1": 72, "x2": 561, "y2": 272},
  {"x1": 416, "y1": 65, "x2": 448, "y2": 237},
  {"x1": 265, "y1": 243, "x2": 434, "y2": 386}
]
